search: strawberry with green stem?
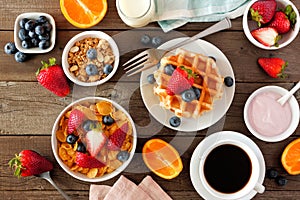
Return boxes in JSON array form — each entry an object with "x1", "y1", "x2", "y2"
[
  {"x1": 36, "y1": 58, "x2": 70, "y2": 97},
  {"x1": 9, "y1": 150, "x2": 53, "y2": 177},
  {"x1": 250, "y1": 0, "x2": 277, "y2": 27},
  {"x1": 258, "y1": 57, "x2": 288, "y2": 78}
]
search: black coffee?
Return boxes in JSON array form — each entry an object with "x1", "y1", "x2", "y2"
[{"x1": 203, "y1": 144, "x2": 252, "y2": 193}]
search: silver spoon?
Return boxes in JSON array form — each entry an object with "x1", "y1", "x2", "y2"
[
  {"x1": 277, "y1": 81, "x2": 300, "y2": 106},
  {"x1": 35, "y1": 171, "x2": 72, "y2": 200}
]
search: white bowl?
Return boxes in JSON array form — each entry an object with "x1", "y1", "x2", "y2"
[
  {"x1": 51, "y1": 97, "x2": 137, "y2": 182},
  {"x1": 62, "y1": 31, "x2": 120, "y2": 87},
  {"x1": 244, "y1": 86, "x2": 299, "y2": 142},
  {"x1": 243, "y1": 0, "x2": 300, "y2": 50},
  {"x1": 14, "y1": 12, "x2": 56, "y2": 53}
]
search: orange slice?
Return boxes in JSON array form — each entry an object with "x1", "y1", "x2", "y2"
[
  {"x1": 142, "y1": 139, "x2": 183, "y2": 179},
  {"x1": 60, "y1": 0, "x2": 107, "y2": 28},
  {"x1": 281, "y1": 138, "x2": 300, "y2": 175}
]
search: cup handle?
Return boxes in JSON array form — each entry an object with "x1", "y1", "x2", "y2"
[{"x1": 254, "y1": 183, "x2": 265, "y2": 194}]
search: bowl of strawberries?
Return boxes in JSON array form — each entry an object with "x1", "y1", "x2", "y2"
[
  {"x1": 51, "y1": 97, "x2": 137, "y2": 182},
  {"x1": 243, "y1": 0, "x2": 299, "y2": 50}
]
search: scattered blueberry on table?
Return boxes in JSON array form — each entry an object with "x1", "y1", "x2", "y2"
[
  {"x1": 276, "y1": 176, "x2": 288, "y2": 186},
  {"x1": 266, "y1": 168, "x2": 279, "y2": 179},
  {"x1": 14, "y1": 51, "x2": 27, "y2": 62},
  {"x1": 4, "y1": 42, "x2": 17, "y2": 54},
  {"x1": 151, "y1": 36, "x2": 162, "y2": 47},
  {"x1": 141, "y1": 34, "x2": 151, "y2": 45}
]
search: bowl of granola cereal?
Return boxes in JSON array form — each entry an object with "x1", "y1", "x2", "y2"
[
  {"x1": 62, "y1": 31, "x2": 119, "y2": 86},
  {"x1": 51, "y1": 97, "x2": 137, "y2": 182}
]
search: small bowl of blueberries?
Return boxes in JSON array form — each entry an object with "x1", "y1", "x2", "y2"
[{"x1": 14, "y1": 12, "x2": 56, "y2": 54}]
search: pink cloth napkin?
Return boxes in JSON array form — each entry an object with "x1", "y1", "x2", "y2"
[{"x1": 89, "y1": 175, "x2": 172, "y2": 200}]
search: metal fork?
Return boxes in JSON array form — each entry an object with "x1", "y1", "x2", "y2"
[{"x1": 123, "y1": 17, "x2": 232, "y2": 76}]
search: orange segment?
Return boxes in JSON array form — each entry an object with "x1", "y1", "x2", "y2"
[
  {"x1": 60, "y1": 0, "x2": 107, "y2": 28},
  {"x1": 142, "y1": 139, "x2": 183, "y2": 179},
  {"x1": 281, "y1": 138, "x2": 300, "y2": 175}
]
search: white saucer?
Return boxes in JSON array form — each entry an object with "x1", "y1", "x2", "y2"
[
  {"x1": 140, "y1": 38, "x2": 235, "y2": 132},
  {"x1": 190, "y1": 131, "x2": 265, "y2": 200}
]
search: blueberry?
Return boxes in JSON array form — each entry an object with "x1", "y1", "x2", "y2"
[
  {"x1": 14, "y1": 52, "x2": 27, "y2": 62},
  {"x1": 4, "y1": 42, "x2": 17, "y2": 54},
  {"x1": 224, "y1": 76, "x2": 234, "y2": 87},
  {"x1": 86, "y1": 48, "x2": 97, "y2": 59},
  {"x1": 35, "y1": 25, "x2": 45, "y2": 35},
  {"x1": 76, "y1": 142, "x2": 86, "y2": 153},
  {"x1": 141, "y1": 34, "x2": 151, "y2": 45},
  {"x1": 152, "y1": 36, "x2": 162, "y2": 47},
  {"x1": 38, "y1": 33, "x2": 50, "y2": 41},
  {"x1": 147, "y1": 74, "x2": 156, "y2": 84},
  {"x1": 19, "y1": 18, "x2": 29, "y2": 29},
  {"x1": 208, "y1": 56, "x2": 216, "y2": 62},
  {"x1": 103, "y1": 64, "x2": 113, "y2": 75},
  {"x1": 31, "y1": 38, "x2": 39, "y2": 47},
  {"x1": 66, "y1": 134, "x2": 79, "y2": 144},
  {"x1": 18, "y1": 29, "x2": 29, "y2": 41},
  {"x1": 266, "y1": 168, "x2": 278, "y2": 179},
  {"x1": 182, "y1": 89, "x2": 196, "y2": 102},
  {"x1": 28, "y1": 30, "x2": 37, "y2": 38},
  {"x1": 103, "y1": 115, "x2": 115, "y2": 126},
  {"x1": 21, "y1": 40, "x2": 32, "y2": 49},
  {"x1": 24, "y1": 20, "x2": 36, "y2": 31},
  {"x1": 83, "y1": 120, "x2": 96, "y2": 132},
  {"x1": 43, "y1": 22, "x2": 52, "y2": 32},
  {"x1": 117, "y1": 151, "x2": 130, "y2": 162},
  {"x1": 156, "y1": 62, "x2": 161, "y2": 69},
  {"x1": 164, "y1": 64, "x2": 175, "y2": 75},
  {"x1": 169, "y1": 116, "x2": 181, "y2": 127},
  {"x1": 36, "y1": 16, "x2": 48, "y2": 24},
  {"x1": 39, "y1": 40, "x2": 50, "y2": 49},
  {"x1": 193, "y1": 87, "x2": 201, "y2": 100},
  {"x1": 276, "y1": 176, "x2": 288, "y2": 186},
  {"x1": 85, "y1": 64, "x2": 98, "y2": 76}
]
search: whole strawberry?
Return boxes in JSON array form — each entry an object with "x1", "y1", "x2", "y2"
[
  {"x1": 107, "y1": 122, "x2": 129, "y2": 150},
  {"x1": 166, "y1": 66, "x2": 194, "y2": 95},
  {"x1": 36, "y1": 58, "x2": 70, "y2": 97},
  {"x1": 269, "y1": 11, "x2": 291, "y2": 34},
  {"x1": 258, "y1": 57, "x2": 288, "y2": 78},
  {"x1": 75, "y1": 152, "x2": 106, "y2": 168},
  {"x1": 250, "y1": 0, "x2": 277, "y2": 27},
  {"x1": 8, "y1": 150, "x2": 53, "y2": 177},
  {"x1": 68, "y1": 109, "x2": 85, "y2": 134}
]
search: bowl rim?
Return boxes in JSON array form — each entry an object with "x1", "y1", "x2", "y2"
[
  {"x1": 243, "y1": 85, "x2": 300, "y2": 142},
  {"x1": 51, "y1": 96, "x2": 137, "y2": 182},
  {"x1": 242, "y1": 0, "x2": 300, "y2": 50},
  {"x1": 14, "y1": 12, "x2": 56, "y2": 53},
  {"x1": 61, "y1": 31, "x2": 120, "y2": 87}
]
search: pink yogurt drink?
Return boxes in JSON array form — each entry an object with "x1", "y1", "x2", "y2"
[{"x1": 247, "y1": 91, "x2": 292, "y2": 137}]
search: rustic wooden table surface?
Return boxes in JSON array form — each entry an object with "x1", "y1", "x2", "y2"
[{"x1": 1, "y1": 0, "x2": 300, "y2": 199}]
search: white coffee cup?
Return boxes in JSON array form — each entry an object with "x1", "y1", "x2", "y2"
[{"x1": 199, "y1": 139, "x2": 265, "y2": 199}]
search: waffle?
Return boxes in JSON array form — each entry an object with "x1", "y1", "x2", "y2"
[{"x1": 153, "y1": 48, "x2": 223, "y2": 118}]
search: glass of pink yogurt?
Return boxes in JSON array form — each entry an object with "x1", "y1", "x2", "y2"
[{"x1": 244, "y1": 85, "x2": 299, "y2": 142}]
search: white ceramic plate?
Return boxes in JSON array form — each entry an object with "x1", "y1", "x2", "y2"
[
  {"x1": 140, "y1": 38, "x2": 235, "y2": 132},
  {"x1": 14, "y1": 12, "x2": 56, "y2": 53},
  {"x1": 190, "y1": 131, "x2": 265, "y2": 200},
  {"x1": 51, "y1": 97, "x2": 137, "y2": 182},
  {"x1": 62, "y1": 31, "x2": 120, "y2": 87}
]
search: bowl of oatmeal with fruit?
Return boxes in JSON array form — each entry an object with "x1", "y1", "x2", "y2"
[
  {"x1": 62, "y1": 31, "x2": 119, "y2": 86},
  {"x1": 51, "y1": 97, "x2": 137, "y2": 182}
]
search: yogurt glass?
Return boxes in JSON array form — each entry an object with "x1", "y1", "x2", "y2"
[{"x1": 244, "y1": 85, "x2": 299, "y2": 142}]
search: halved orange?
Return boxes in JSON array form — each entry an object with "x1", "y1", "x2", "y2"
[
  {"x1": 281, "y1": 138, "x2": 300, "y2": 175},
  {"x1": 142, "y1": 139, "x2": 183, "y2": 179},
  {"x1": 60, "y1": 0, "x2": 107, "y2": 28}
]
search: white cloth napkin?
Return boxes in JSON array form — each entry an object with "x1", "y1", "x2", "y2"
[
  {"x1": 89, "y1": 175, "x2": 172, "y2": 200},
  {"x1": 153, "y1": 0, "x2": 251, "y2": 32}
]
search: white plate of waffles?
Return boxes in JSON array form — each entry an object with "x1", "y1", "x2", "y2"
[{"x1": 140, "y1": 38, "x2": 235, "y2": 132}]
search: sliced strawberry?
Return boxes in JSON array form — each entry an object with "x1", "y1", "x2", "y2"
[
  {"x1": 166, "y1": 66, "x2": 194, "y2": 95},
  {"x1": 9, "y1": 150, "x2": 53, "y2": 177},
  {"x1": 86, "y1": 124, "x2": 106, "y2": 157},
  {"x1": 251, "y1": 27, "x2": 280, "y2": 47},
  {"x1": 258, "y1": 57, "x2": 288, "y2": 78},
  {"x1": 75, "y1": 152, "x2": 106, "y2": 168},
  {"x1": 250, "y1": 0, "x2": 277, "y2": 27},
  {"x1": 269, "y1": 11, "x2": 291, "y2": 34},
  {"x1": 107, "y1": 123, "x2": 129, "y2": 150},
  {"x1": 67, "y1": 109, "x2": 85, "y2": 134}
]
